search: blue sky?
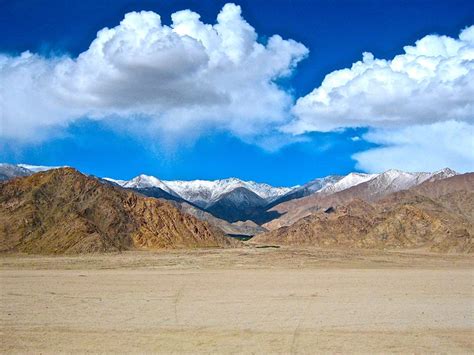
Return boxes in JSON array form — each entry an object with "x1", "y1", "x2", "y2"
[{"x1": 1, "y1": 0, "x2": 473, "y2": 185}]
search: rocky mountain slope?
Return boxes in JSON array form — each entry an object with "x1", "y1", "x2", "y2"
[
  {"x1": 0, "y1": 168, "x2": 237, "y2": 254},
  {"x1": 129, "y1": 186, "x2": 191, "y2": 205},
  {"x1": 265, "y1": 175, "x2": 342, "y2": 209},
  {"x1": 104, "y1": 174, "x2": 293, "y2": 224},
  {"x1": 318, "y1": 172, "x2": 378, "y2": 195},
  {"x1": 1, "y1": 164, "x2": 463, "y2": 229},
  {"x1": 173, "y1": 202, "x2": 266, "y2": 236},
  {"x1": 17, "y1": 164, "x2": 66, "y2": 173},
  {"x1": 205, "y1": 187, "x2": 269, "y2": 223},
  {"x1": 0, "y1": 163, "x2": 66, "y2": 181},
  {"x1": 0, "y1": 163, "x2": 32, "y2": 181},
  {"x1": 128, "y1": 187, "x2": 266, "y2": 237},
  {"x1": 253, "y1": 174, "x2": 474, "y2": 253},
  {"x1": 264, "y1": 168, "x2": 458, "y2": 230}
]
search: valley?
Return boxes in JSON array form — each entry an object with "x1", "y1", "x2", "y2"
[
  {"x1": 0, "y1": 165, "x2": 473, "y2": 353},
  {"x1": 2, "y1": 3, "x2": 473, "y2": 354},
  {"x1": 1, "y1": 247, "x2": 472, "y2": 353}
]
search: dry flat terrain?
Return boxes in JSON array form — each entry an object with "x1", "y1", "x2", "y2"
[{"x1": 1, "y1": 247, "x2": 473, "y2": 353}]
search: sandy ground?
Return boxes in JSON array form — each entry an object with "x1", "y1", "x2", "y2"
[{"x1": 1, "y1": 247, "x2": 473, "y2": 353}]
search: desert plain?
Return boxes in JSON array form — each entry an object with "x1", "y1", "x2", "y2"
[{"x1": 1, "y1": 246, "x2": 473, "y2": 354}]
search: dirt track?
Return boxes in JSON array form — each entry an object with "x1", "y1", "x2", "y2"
[{"x1": 1, "y1": 247, "x2": 473, "y2": 353}]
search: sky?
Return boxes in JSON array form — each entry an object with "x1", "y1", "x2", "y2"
[{"x1": 0, "y1": 0, "x2": 473, "y2": 186}]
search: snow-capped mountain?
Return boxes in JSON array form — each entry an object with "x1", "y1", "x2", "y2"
[
  {"x1": 263, "y1": 168, "x2": 462, "y2": 230},
  {"x1": 298, "y1": 175, "x2": 344, "y2": 193},
  {"x1": 363, "y1": 169, "x2": 432, "y2": 196},
  {"x1": 122, "y1": 175, "x2": 182, "y2": 197},
  {"x1": 102, "y1": 177, "x2": 128, "y2": 186},
  {"x1": 426, "y1": 168, "x2": 458, "y2": 182},
  {"x1": 104, "y1": 175, "x2": 292, "y2": 207},
  {"x1": 319, "y1": 172, "x2": 378, "y2": 195},
  {"x1": 267, "y1": 175, "x2": 343, "y2": 208},
  {"x1": 206, "y1": 187, "x2": 268, "y2": 223},
  {"x1": 106, "y1": 168, "x2": 459, "y2": 211},
  {"x1": 1, "y1": 163, "x2": 67, "y2": 181},
  {"x1": 0, "y1": 163, "x2": 32, "y2": 181},
  {"x1": 18, "y1": 164, "x2": 66, "y2": 172},
  {"x1": 1, "y1": 163, "x2": 462, "y2": 227},
  {"x1": 267, "y1": 168, "x2": 460, "y2": 217},
  {"x1": 310, "y1": 169, "x2": 458, "y2": 198},
  {"x1": 332, "y1": 168, "x2": 458, "y2": 201},
  {"x1": 165, "y1": 178, "x2": 291, "y2": 206}
]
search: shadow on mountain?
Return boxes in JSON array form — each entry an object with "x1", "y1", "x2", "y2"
[{"x1": 205, "y1": 187, "x2": 284, "y2": 224}]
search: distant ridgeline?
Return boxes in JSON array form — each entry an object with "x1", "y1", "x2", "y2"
[{"x1": 1, "y1": 163, "x2": 472, "y2": 254}]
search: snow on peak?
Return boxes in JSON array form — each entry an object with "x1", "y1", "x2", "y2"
[
  {"x1": 319, "y1": 172, "x2": 378, "y2": 194},
  {"x1": 102, "y1": 177, "x2": 128, "y2": 186},
  {"x1": 18, "y1": 164, "x2": 66, "y2": 172},
  {"x1": 429, "y1": 168, "x2": 458, "y2": 180},
  {"x1": 365, "y1": 169, "x2": 433, "y2": 194},
  {"x1": 122, "y1": 174, "x2": 173, "y2": 192},
  {"x1": 313, "y1": 168, "x2": 458, "y2": 197},
  {"x1": 163, "y1": 178, "x2": 292, "y2": 206},
  {"x1": 304, "y1": 175, "x2": 343, "y2": 193},
  {"x1": 103, "y1": 174, "x2": 292, "y2": 207},
  {"x1": 96, "y1": 167, "x2": 459, "y2": 207}
]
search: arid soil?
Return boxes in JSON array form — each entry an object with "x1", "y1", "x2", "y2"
[{"x1": 1, "y1": 247, "x2": 473, "y2": 353}]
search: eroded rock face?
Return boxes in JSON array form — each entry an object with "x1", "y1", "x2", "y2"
[
  {"x1": 253, "y1": 181, "x2": 474, "y2": 253},
  {"x1": 264, "y1": 172, "x2": 472, "y2": 231},
  {"x1": 0, "y1": 168, "x2": 237, "y2": 254}
]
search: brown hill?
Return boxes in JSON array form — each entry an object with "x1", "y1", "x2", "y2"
[
  {"x1": 253, "y1": 182, "x2": 474, "y2": 253},
  {"x1": 264, "y1": 173, "x2": 474, "y2": 231},
  {"x1": 0, "y1": 168, "x2": 237, "y2": 254}
]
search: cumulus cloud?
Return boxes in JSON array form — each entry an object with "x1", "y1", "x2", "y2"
[
  {"x1": 1, "y1": 5, "x2": 472, "y2": 173},
  {"x1": 287, "y1": 26, "x2": 474, "y2": 133},
  {"x1": 353, "y1": 121, "x2": 474, "y2": 173},
  {"x1": 0, "y1": 3, "x2": 308, "y2": 142},
  {"x1": 286, "y1": 26, "x2": 474, "y2": 172}
]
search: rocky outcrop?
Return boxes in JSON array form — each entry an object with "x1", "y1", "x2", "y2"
[
  {"x1": 0, "y1": 168, "x2": 237, "y2": 254},
  {"x1": 264, "y1": 172, "x2": 471, "y2": 231},
  {"x1": 173, "y1": 201, "x2": 266, "y2": 236},
  {"x1": 253, "y1": 178, "x2": 474, "y2": 253}
]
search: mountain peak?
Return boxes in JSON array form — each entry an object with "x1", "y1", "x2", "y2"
[
  {"x1": 0, "y1": 168, "x2": 236, "y2": 254},
  {"x1": 434, "y1": 167, "x2": 458, "y2": 175},
  {"x1": 318, "y1": 172, "x2": 377, "y2": 195}
]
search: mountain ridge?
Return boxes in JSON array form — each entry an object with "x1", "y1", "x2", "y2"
[
  {"x1": 252, "y1": 173, "x2": 474, "y2": 253},
  {"x1": 1, "y1": 163, "x2": 462, "y2": 227},
  {"x1": 0, "y1": 168, "x2": 237, "y2": 254},
  {"x1": 264, "y1": 168, "x2": 459, "y2": 230},
  {"x1": 105, "y1": 175, "x2": 293, "y2": 207}
]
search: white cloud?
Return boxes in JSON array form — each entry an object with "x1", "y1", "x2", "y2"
[
  {"x1": 287, "y1": 26, "x2": 474, "y2": 172},
  {"x1": 1, "y1": 6, "x2": 472, "y2": 174},
  {"x1": 0, "y1": 3, "x2": 308, "y2": 142},
  {"x1": 353, "y1": 121, "x2": 474, "y2": 173},
  {"x1": 287, "y1": 26, "x2": 474, "y2": 133}
]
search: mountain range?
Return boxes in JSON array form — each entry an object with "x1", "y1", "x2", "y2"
[
  {"x1": 1, "y1": 163, "x2": 472, "y2": 254},
  {"x1": 264, "y1": 168, "x2": 459, "y2": 230},
  {"x1": 104, "y1": 174, "x2": 293, "y2": 207},
  {"x1": 0, "y1": 163, "x2": 461, "y2": 225},
  {"x1": 253, "y1": 173, "x2": 473, "y2": 253}
]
